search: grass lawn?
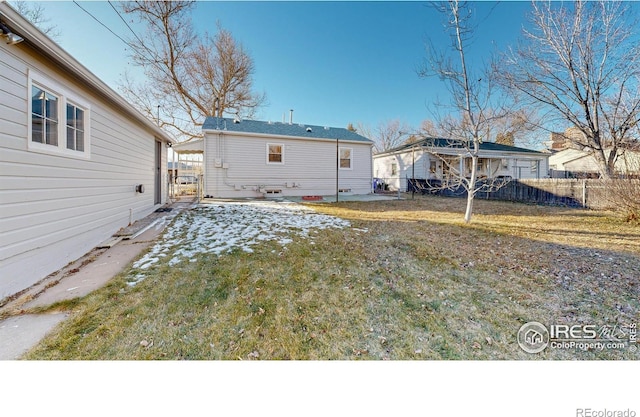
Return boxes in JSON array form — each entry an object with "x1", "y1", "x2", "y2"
[{"x1": 23, "y1": 195, "x2": 640, "y2": 360}]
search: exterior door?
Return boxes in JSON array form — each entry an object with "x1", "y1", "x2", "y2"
[{"x1": 155, "y1": 140, "x2": 162, "y2": 204}]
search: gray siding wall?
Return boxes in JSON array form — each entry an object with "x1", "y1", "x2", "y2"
[
  {"x1": 0, "y1": 40, "x2": 168, "y2": 299},
  {"x1": 204, "y1": 132, "x2": 372, "y2": 198}
]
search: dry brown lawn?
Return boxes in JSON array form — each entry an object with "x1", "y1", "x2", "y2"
[{"x1": 22, "y1": 194, "x2": 640, "y2": 360}]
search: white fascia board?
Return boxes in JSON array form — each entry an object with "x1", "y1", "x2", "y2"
[{"x1": 0, "y1": 3, "x2": 174, "y2": 144}]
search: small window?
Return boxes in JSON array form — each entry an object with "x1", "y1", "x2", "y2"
[
  {"x1": 31, "y1": 85, "x2": 59, "y2": 146},
  {"x1": 267, "y1": 143, "x2": 284, "y2": 164},
  {"x1": 501, "y1": 158, "x2": 509, "y2": 170},
  {"x1": 391, "y1": 162, "x2": 398, "y2": 176},
  {"x1": 339, "y1": 147, "x2": 352, "y2": 169},
  {"x1": 429, "y1": 160, "x2": 437, "y2": 173},
  {"x1": 66, "y1": 103, "x2": 85, "y2": 151},
  {"x1": 531, "y1": 160, "x2": 538, "y2": 173}
]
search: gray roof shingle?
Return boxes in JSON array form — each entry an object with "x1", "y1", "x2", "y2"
[
  {"x1": 202, "y1": 117, "x2": 373, "y2": 143},
  {"x1": 379, "y1": 137, "x2": 546, "y2": 155}
]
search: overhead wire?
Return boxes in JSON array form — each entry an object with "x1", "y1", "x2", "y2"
[
  {"x1": 107, "y1": 0, "x2": 145, "y2": 47},
  {"x1": 71, "y1": 0, "x2": 131, "y2": 47}
]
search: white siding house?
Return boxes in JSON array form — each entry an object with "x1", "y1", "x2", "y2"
[
  {"x1": 0, "y1": 4, "x2": 173, "y2": 300},
  {"x1": 549, "y1": 147, "x2": 640, "y2": 178},
  {"x1": 373, "y1": 138, "x2": 549, "y2": 191},
  {"x1": 200, "y1": 117, "x2": 374, "y2": 198}
]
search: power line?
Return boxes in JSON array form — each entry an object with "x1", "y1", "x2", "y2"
[
  {"x1": 107, "y1": 1, "x2": 145, "y2": 47},
  {"x1": 71, "y1": 0, "x2": 130, "y2": 47}
]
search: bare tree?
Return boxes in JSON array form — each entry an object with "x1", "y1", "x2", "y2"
[
  {"x1": 498, "y1": 0, "x2": 640, "y2": 178},
  {"x1": 358, "y1": 119, "x2": 414, "y2": 153},
  {"x1": 599, "y1": 151, "x2": 640, "y2": 221},
  {"x1": 420, "y1": 108, "x2": 540, "y2": 148},
  {"x1": 119, "y1": 1, "x2": 265, "y2": 141},
  {"x1": 419, "y1": 0, "x2": 506, "y2": 223},
  {"x1": 13, "y1": 1, "x2": 59, "y2": 38}
]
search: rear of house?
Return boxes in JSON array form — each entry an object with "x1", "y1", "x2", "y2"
[
  {"x1": 201, "y1": 117, "x2": 373, "y2": 198},
  {"x1": 0, "y1": 4, "x2": 173, "y2": 300}
]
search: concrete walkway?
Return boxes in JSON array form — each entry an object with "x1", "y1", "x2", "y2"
[
  {"x1": 0, "y1": 193, "x2": 394, "y2": 360},
  {"x1": 0, "y1": 197, "x2": 195, "y2": 360}
]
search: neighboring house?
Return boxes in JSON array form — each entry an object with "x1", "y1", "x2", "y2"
[
  {"x1": 192, "y1": 117, "x2": 373, "y2": 198},
  {"x1": 373, "y1": 137, "x2": 549, "y2": 191},
  {"x1": 546, "y1": 128, "x2": 640, "y2": 177},
  {"x1": 549, "y1": 148, "x2": 640, "y2": 178},
  {"x1": 0, "y1": 4, "x2": 174, "y2": 299}
]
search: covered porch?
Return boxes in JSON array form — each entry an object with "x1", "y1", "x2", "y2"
[{"x1": 169, "y1": 139, "x2": 204, "y2": 200}]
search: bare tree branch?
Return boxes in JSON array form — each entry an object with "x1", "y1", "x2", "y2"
[
  {"x1": 418, "y1": 0, "x2": 509, "y2": 223},
  {"x1": 13, "y1": 1, "x2": 60, "y2": 38},
  {"x1": 497, "y1": 0, "x2": 640, "y2": 178},
  {"x1": 358, "y1": 120, "x2": 414, "y2": 153},
  {"x1": 118, "y1": 1, "x2": 266, "y2": 141}
]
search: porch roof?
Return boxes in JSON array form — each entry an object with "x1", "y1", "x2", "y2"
[{"x1": 378, "y1": 137, "x2": 547, "y2": 157}]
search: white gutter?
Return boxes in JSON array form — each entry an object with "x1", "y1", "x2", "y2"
[{"x1": 0, "y1": 2, "x2": 174, "y2": 144}]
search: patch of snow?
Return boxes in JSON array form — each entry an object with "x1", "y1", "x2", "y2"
[{"x1": 131, "y1": 200, "x2": 354, "y2": 274}]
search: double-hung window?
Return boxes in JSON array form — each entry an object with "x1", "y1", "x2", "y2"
[
  {"x1": 66, "y1": 103, "x2": 85, "y2": 151},
  {"x1": 28, "y1": 71, "x2": 90, "y2": 159},
  {"x1": 339, "y1": 147, "x2": 352, "y2": 169},
  {"x1": 267, "y1": 143, "x2": 284, "y2": 164},
  {"x1": 31, "y1": 86, "x2": 59, "y2": 146}
]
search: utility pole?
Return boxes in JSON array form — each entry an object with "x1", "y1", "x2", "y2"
[{"x1": 336, "y1": 139, "x2": 339, "y2": 202}]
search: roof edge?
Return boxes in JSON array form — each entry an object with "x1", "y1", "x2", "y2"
[
  {"x1": 203, "y1": 127, "x2": 373, "y2": 145},
  {"x1": 0, "y1": 3, "x2": 174, "y2": 143}
]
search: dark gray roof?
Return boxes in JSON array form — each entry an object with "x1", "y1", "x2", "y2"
[
  {"x1": 202, "y1": 117, "x2": 373, "y2": 143},
  {"x1": 379, "y1": 137, "x2": 546, "y2": 155}
]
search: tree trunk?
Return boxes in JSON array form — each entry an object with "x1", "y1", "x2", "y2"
[{"x1": 464, "y1": 155, "x2": 478, "y2": 223}]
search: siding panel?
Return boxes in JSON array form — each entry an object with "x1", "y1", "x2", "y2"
[
  {"x1": 0, "y1": 32, "x2": 169, "y2": 299},
  {"x1": 204, "y1": 132, "x2": 372, "y2": 197}
]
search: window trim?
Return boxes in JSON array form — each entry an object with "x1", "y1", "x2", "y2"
[
  {"x1": 266, "y1": 142, "x2": 284, "y2": 165},
  {"x1": 27, "y1": 70, "x2": 91, "y2": 159},
  {"x1": 339, "y1": 146, "x2": 353, "y2": 170}
]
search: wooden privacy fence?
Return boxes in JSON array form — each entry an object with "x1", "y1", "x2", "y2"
[{"x1": 407, "y1": 178, "x2": 617, "y2": 209}]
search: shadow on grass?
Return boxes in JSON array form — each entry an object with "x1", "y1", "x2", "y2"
[
  {"x1": 316, "y1": 195, "x2": 640, "y2": 256},
  {"x1": 21, "y1": 198, "x2": 640, "y2": 360}
]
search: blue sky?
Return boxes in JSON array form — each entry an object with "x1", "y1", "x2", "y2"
[{"x1": 20, "y1": 1, "x2": 532, "y2": 132}]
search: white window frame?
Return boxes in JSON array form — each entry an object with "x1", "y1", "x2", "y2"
[
  {"x1": 266, "y1": 143, "x2": 284, "y2": 165},
  {"x1": 27, "y1": 70, "x2": 91, "y2": 159},
  {"x1": 339, "y1": 147, "x2": 353, "y2": 170},
  {"x1": 531, "y1": 159, "x2": 538, "y2": 173}
]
